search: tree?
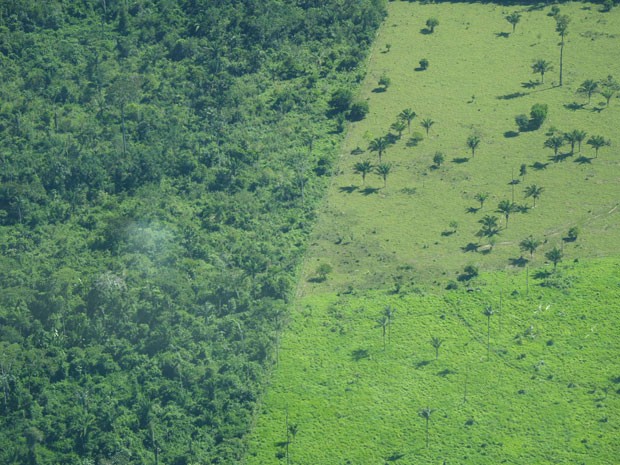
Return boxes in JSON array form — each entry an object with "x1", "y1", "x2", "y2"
[
  {"x1": 519, "y1": 163, "x2": 527, "y2": 180},
  {"x1": 531, "y1": 59, "x2": 553, "y2": 83},
  {"x1": 399, "y1": 108, "x2": 417, "y2": 132},
  {"x1": 555, "y1": 15, "x2": 570, "y2": 86},
  {"x1": 430, "y1": 337, "x2": 443, "y2": 360},
  {"x1": 433, "y1": 152, "x2": 445, "y2": 167},
  {"x1": 506, "y1": 12, "x2": 521, "y2": 33},
  {"x1": 600, "y1": 88, "x2": 615, "y2": 107},
  {"x1": 529, "y1": 103, "x2": 548, "y2": 130},
  {"x1": 315, "y1": 263, "x2": 332, "y2": 282},
  {"x1": 368, "y1": 137, "x2": 388, "y2": 162},
  {"x1": 466, "y1": 135, "x2": 480, "y2": 158},
  {"x1": 419, "y1": 407, "x2": 434, "y2": 448},
  {"x1": 426, "y1": 18, "x2": 439, "y2": 33},
  {"x1": 497, "y1": 200, "x2": 517, "y2": 228},
  {"x1": 376, "y1": 163, "x2": 392, "y2": 188},
  {"x1": 390, "y1": 120, "x2": 407, "y2": 139},
  {"x1": 421, "y1": 118, "x2": 435, "y2": 136},
  {"x1": 577, "y1": 79, "x2": 599, "y2": 104},
  {"x1": 384, "y1": 305, "x2": 395, "y2": 344},
  {"x1": 329, "y1": 88, "x2": 353, "y2": 114},
  {"x1": 571, "y1": 129, "x2": 587, "y2": 152},
  {"x1": 378, "y1": 74, "x2": 391, "y2": 91},
  {"x1": 520, "y1": 236, "x2": 541, "y2": 258},
  {"x1": 545, "y1": 246, "x2": 563, "y2": 270},
  {"x1": 377, "y1": 315, "x2": 389, "y2": 350},
  {"x1": 483, "y1": 305, "x2": 494, "y2": 358},
  {"x1": 544, "y1": 135, "x2": 564, "y2": 156},
  {"x1": 474, "y1": 192, "x2": 489, "y2": 209},
  {"x1": 515, "y1": 114, "x2": 529, "y2": 132},
  {"x1": 353, "y1": 160, "x2": 373, "y2": 185},
  {"x1": 419, "y1": 58, "x2": 429, "y2": 70},
  {"x1": 524, "y1": 184, "x2": 544, "y2": 207},
  {"x1": 563, "y1": 130, "x2": 581, "y2": 154},
  {"x1": 348, "y1": 101, "x2": 369, "y2": 121},
  {"x1": 587, "y1": 135, "x2": 610, "y2": 158}
]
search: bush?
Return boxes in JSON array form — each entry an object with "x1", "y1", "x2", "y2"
[
  {"x1": 419, "y1": 58, "x2": 429, "y2": 70},
  {"x1": 529, "y1": 103, "x2": 548, "y2": 130},
  {"x1": 515, "y1": 114, "x2": 529, "y2": 132},
  {"x1": 347, "y1": 100, "x2": 369, "y2": 121},
  {"x1": 566, "y1": 226, "x2": 579, "y2": 242}
]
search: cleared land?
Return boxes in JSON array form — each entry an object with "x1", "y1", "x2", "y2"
[{"x1": 246, "y1": 2, "x2": 620, "y2": 464}]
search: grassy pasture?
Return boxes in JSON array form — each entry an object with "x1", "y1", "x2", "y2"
[{"x1": 246, "y1": 2, "x2": 620, "y2": 464}]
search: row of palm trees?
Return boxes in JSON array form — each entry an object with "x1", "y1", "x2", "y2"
[{"x1": 544, "y1": 129, "x2": 610, "y2": 158}]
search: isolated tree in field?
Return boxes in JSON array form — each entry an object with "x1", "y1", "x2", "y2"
[
  {"x1": 555, "y1": 15, "x2": 570, "y2": 86},
  {"x1": 531, "y1": 59, "x2": 553, "y2": 83},
  {"x1": 353, "y1": 160, "x2": 373, "y2": 185},
  {"x1": 376, "y1": 163, "x2": 392, "y2": 187},
  {"x1": 399, "y1": 108, "x2": 417, "y2": 132},
  {"x1": 520, "y1": 163, "x2": 527, "y2": 180},
  {"x1": 377, "y1": 315, "x2": 389, "y2": 350},
  {"x1": 315, "y1": 263, "x2": 332, "y2": 282},
  {"x1": 520, "y1": 236, "x2": 541, "y2": 258},
  {"x1": 391, "y1": 120, "x2": 407, "y2": 139},
  {"x1": 506, "y1": 12, "x2": 521, "y2": 33},
  {"x1": 466, "y1": 135, "x2": 481, "y2": 158},
  {"x1": 544, "y1": 135, "x2": 564, "y2": 156},
  {"x1": 426, "y1": 18, "x2": 439, "y2": 33},
  {"x1": 601, "y1": 88, "x2": 615, "y2": 107},
  {"x1": 433, "y1": 151, "x2": 445, "y2": 167},
  {"x1": 368, "y1": 137, "x2": 388, "y2": 162},
  {"x1": 545, "y1": 246, "x2": 563, "y2": 270},
  {"x1": 378, "y1": 74, "x2": 391, "y2": 91},
  {"x1": 497, "y1": 200, "x2": 517, "y2": 228},
  {"x1": 474, "y1": 192, "x2": 489, "y2": 209},
  {"x1": 419, "y1": 58, "x2": 429, "y2": 70},
  {"x1": 430, "y1": 336, "x2": 443, "y2": 360},
  {"x1": 478, "y1": 215, "x2": 500, "y2": 238},
  {"x1": 587, "y1": 135, "x2": 610, "y2": 158},
  {"x1": 421, "y1": 118, "x2": 435, "y2": 136},
  {"x1": 419, "y1": 407, "x2": 434, "y2": 448},
  {"x1": 524, "y1": 184, "x2": 544, "y2": 207},
  {"x1": 577, "y1": 79, "x2": 599, "y2": 104},
  {"x1": 483, "y1": 305, "x2": 494, "y2": 358}
]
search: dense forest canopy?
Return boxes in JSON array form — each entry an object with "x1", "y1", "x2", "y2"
[{"x1": 0, "y1": 0, "x2": 386, "y2": 463}]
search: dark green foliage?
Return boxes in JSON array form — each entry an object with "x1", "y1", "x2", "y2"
[
  {"x1": 515, "y1": 114, "x2": 530, "y2": 132},
  {"x1": 0, "y1": 0, "x2": 387, "y2": 463},
  {"x1": 348, "y1": 100, "x2": 370, "y2": 121},
  {"x1": 529, "y1": 103, "x2": 548, "y2": 130},
  {"x1": 419, "y1": 58, "x2": 429, "y2": 70}
]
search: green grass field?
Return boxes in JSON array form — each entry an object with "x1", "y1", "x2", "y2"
[{"x1": 246, "y1": 2, "x2": 620, "y2": 464}]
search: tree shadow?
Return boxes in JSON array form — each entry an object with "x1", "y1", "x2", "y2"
[
  {"x1": 415, "y1": 360, "x2": 431, "y2": 369},
  {"x1": 461, "y1": 242, "x2": 480, "y2": 253},
  {"x1": 406, "y1": 136, "x2": 423, "y2": 147},
  {"x1": 438, "y1": 368, "x2": 457, "y2": 377},
  {"x1": 504, "y1": 130, "x2": 519, "y2": 138},
  {"x1": 351, "y1": 348, "x2": 370, "y2": 361},
  {"x1": 386, "y1": 452, "x2": 405, "y2": 462},
  {"x1": 385, "y1": 133, "x2": 399, "y2": 144},
  {"x1": 564, "y1": 101, "x2": 585, "y2": 111},
  {"x1": 521, "y1": 80, "x2": 541, "y2": 89},
  {"x1": 574, "y1": 155, "x2": 593, "y2": 164},
  {"x1": 360, "y1": 187, "x2": 380, "y2": 196},
  {"x1": 420, "y1": 28, "x2": 432, "y2": 35},
  {"x1": 351, "y1": 147, "x2": 365, "y2": 155},
  {"x1": 452, "y1": 157, "x2": 469, "y2": 164},
  {"x1": 531, "y1": 161, "x2": 549, "y2": 170},
  {"x1": 275, "y1": 441, "x2": 289, "y2": 448},
  {"x1": 497, "y1": 92, "x2": 527, "y2": 100},
  {"x1": 495, "y1": 32, "x2": 510, "y2": 38},
  {"x1": 550, "y1": 152, "x2": 572, "y2": 163},
  {"x1": 441, "y1": 230, "x2": 455, "y2": 237},
  {"x1": 509, "y1": 256, "x2": 529, "y2": 267},
  {"x1": 533, "y1": 269, "x2": 552, "y2": 280},
  {"x1": 591, "y1": 106, "x2": 604, "y2": 113},
  {"x1": 466, "y1": 206, "x2": 479, "y2": 214},
  {"x1": 339, "y1": 185, "x2": 358, "y2": 194},
  {"x1": 372, "y1": 87, "x2": 387, "y2": 93}
]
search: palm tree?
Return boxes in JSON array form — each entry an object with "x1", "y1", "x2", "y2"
[
  {"x1": 419, "y1": 407, "x2": 434, "y2": 448},
  {"x1": 398, "y1": 108, "x2": 416, "y2": 132},
  {"x1": 524, "y1": 184, "x2": 544, "y2": 207},
  {"x1": 390, "y1": 120, "x2": 407, "y2": 139},
  {"x1": 421, "y1": 118, "x2": 435, "y2": 136},
  {"x1": 519, "y1": 163, "x2": 527, "y2": 180},
  {"x1": 563, "y1": 130, "x2": 581, "y2": 154},
  {"x1": 368, "y1": 137, "x2": 388, "y2": 162},
  {"x1": 376, "y1": 315, "x2": 389, "y2": 350},
  {"x1": 430, "y1": 336, "x2": 443, "y2": 360},
  {"x1": 497, "y1": 200, "x2": 516, "y2": 228},
  {"x1": 601, "y1": 88, "x2": 615, "y2": 107},
  {"x1": 587, "y1": 135, "x2": 610, "y2": 158},
  {"x1": 545, "y1": 246, "x2": 563, "y2": 271},
  {"x1": 577, "y1": 79, "x2": 599, "y2": 104},
  {"x1": 483, "y1": 305, "x2": 494, "y2": 358},
  {"x1": 544, "y1": 135, "x2": 564, "y2": 156},
  {"x1": 466, "y1": 135, "x2": 481, "y2": 158},
  {"x1": 531, "y1": 59, "x2": 553, "y2": 84},
  {"x1": 555, "y1": 15, "x2": 570, "y2": 86},
  {"x1": 375, "y1": 162, "x2": 392, "y2": 188},
  {"x1": 426, "y1": 17, "x2": 439, "y2": 33},
  {"x1": 474, "y1": 192, "x2": 489, "y2": 209},
  {"x1": 519, "y1": 236, "x2": 541, "y2": 258},
  {"x1": 353, "y1": 160, "x2": 373, "y2": 185},
  {"x1": 572, "y1": 129, "x2": 587, "y2": 152},
  {"x1": 478, "y1": 215, "x2": 500, "y2": 237},
  {"x1": 384, "y1": 305, "x2": 395, "y2": 344},
  {"x1": 506, "y1": 12, "x2": 521, "y2": 34}
]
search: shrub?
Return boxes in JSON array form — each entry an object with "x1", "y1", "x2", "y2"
[
  {"x1": 329, "y1": 88, "x2": 353, "y2": 114},
  {"x1": 529, "y1": 103, "x2": 548, "y2": 130},
  {"x1": 347, "y1": 100, "x2": 369, "y2": 121},
  {"x1": 419, "y1": 58, "x2": 429, "y2": 70},
  {"x1": 515, "y1": 114, "x2": 529, "y2": 132}
]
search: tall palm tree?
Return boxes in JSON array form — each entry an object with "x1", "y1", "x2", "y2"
[
  {"x1": 384, "y1": 305, "x2": 395, "y2": 344},
  {"x1": 419, "y1": 407, "x2": 434, "y2": 448},
  {"x1": 376, "y1": 315, "x2": 389, "y2": 350},
  {"x1": 601, "y1": 88, "x2": 615, "y2": 107},
  {"x1": 368, "y1": 136, "x2": 388, "y2": 162},
  {"x1": 545, "y1": 246, "x2": 563, "y2": 271},
  {"x1": 390, "y1": 120, "x2": 407, "y2": 139},
  {"x1": 376, "y1": 162, "x2": 392, "y2": 188},
  {"x1": 497, "y1": 200, "x2": 516, "y2": 228},
  {"x1": 466, "y1": 135, "x2": 481, "y2": 158},
  {"x1": 531, "y1": 59, "x2": 553, "y2": 83},
  {"x1": 398, "y1": 108, "x2": 416, "y2": 132},
  {"x1": 506, "y1": 12, "x2": 521, "y2": 33},
  {"x1": 524, "y1": 184, "x2": 544, "y2": 207},
  {"x1": 577, "y1": 79, "x2": 599, "y2": 104},
  {"x1": 519, "y1": 236, "x2": 541, "y2": 258},
  {"x1": 430, "y1": 336, "x2": 443, "y2": 360},
  {"x1": 483, "y1": 305, "x2": 494, "y2": 358},
  {"x1": 353, "y1": 160, "x2": 373, "y2": 185},
  {"x1": 572, "y1": 129, "x2": 587, "y2": 152},
  {"x1": 421, "y1": 118, "x2": 435, "y2": 136},
  {"x1": 555, "y1": 15, "x2": 570, "y2": 86},
  {"x1": 563, "y1": 130, "x2": 581, "y2": 154},
  {"x1": 474, "y1": 192, "x2": 489, "y2": 209},
  {"x1": 544, "y1": 135, "x2": 564, "y2": 156},
  {"x1": 587, "y1": 135, "x2": 610, "y2": 158}
]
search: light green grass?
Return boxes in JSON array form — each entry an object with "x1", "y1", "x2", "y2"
[
  {"x1": 301, "y1": 1, "x2": 620, "y2": 294},
  {"x1": 246, "y1": 2, "x2": 620, "y2": 464}
]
